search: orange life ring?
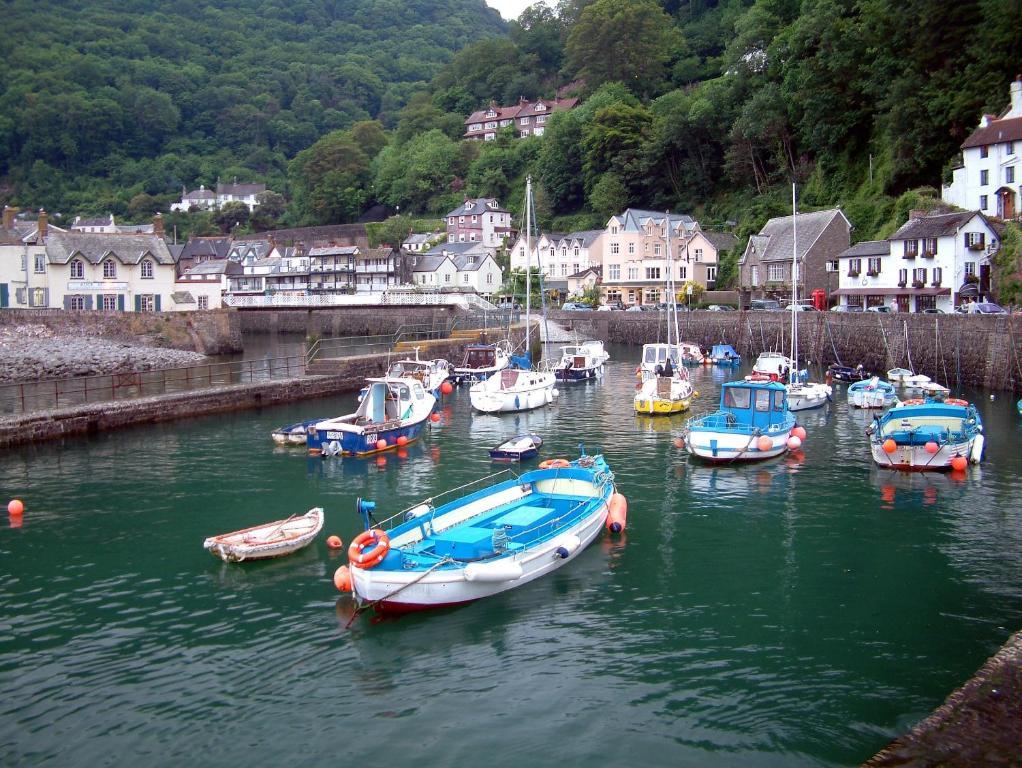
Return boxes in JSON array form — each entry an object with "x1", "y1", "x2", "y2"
[
  {"x1": 945, "y1": 398, "x2": 969, "y2": 407},
  {"x1": 539, "y1": 458, "x2": 571, "y2": 469},
  {"x1": 901, "y1": 398, "x2": 925, "y2": 406},
  {"x1": 348, "y1": 529, "x2": 390, "y2": 568}
]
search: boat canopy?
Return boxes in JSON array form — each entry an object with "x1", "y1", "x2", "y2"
[
  {"x1": 642, "y1": 344, "x2": 681, "y2": 366},
  {"x1": 711, "y1": 344, "x2": 738, "y2": 359},
  {"x1": 720, "y1": 381, "x2": 788, "y2": 429},
  {"x1": 463, "y1": 346, "x2": 496, "y2": 368}
]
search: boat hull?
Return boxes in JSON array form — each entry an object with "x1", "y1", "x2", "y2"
[
  {"x1": 554, "y1": 365, "x2": 601, "y2": 381},
  {"x1": 787, "y1": 383, "x2": 832, "y2": 411},
  {"x1": 633, "y1": 395, "x2": 690, "y2": 414},
  {"x1": 310, "y1": 418, "x2": 428, "y2": 457},
  {"x1": 469, "y1": 373, "x2": 557, "y2": 414},
  {"x1": 350, "y1": 503, "x2": 608, "y2": 611},
  {"x1": 686, "y1": 428, "x2": 791, "y2": 462},
  {"x1": 203, "y1": 508, "x2": 324, "y2": 563},
  {"x1": 870, "y1": 438, "x2": 980, "y2": 471}
]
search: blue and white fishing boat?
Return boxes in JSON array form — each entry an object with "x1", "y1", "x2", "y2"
[
  {"x1": 307, "y1": 375, "x2": 437, "y2": 457},
  {"x1": 339, "y1": 452, "x2": 624, "y2": 612},
  {"x1": 488, "y1": 433, "x2": 543, "y2": 461},
  {"x1": 848, "y1": 376, "x2": 898, "y2": 408},
  {"x1": 684, "y1": 380, "x2": 796, "y2": 462},
  {"x1": 553, "y1": 340, "x2": 609, "y2": 381},
  {"x1": 867, "y1": 399, "x2": 984, "y2": 470},
  {"x1": 709, "y1": 343, "x2": 741, "y2": 367}
]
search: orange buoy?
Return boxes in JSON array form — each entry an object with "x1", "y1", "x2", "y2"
[
  {"x1": 376, "y1": 456, "x2": 387, "y2": 467},
  {"x1": 326, "y1": 535, "x2": 344, "y2": 549},
  {"x1": 396, "y1": 435, "x2": 408, "y2": 446},
  {"x1": 333, "y1": 565, "x2": 352, "y2": 592},
  {"x1": 924, "y1": 441, "x2": 939, "y2": 455},
  {"x1": 440, "y1": 381, "x2": 454, "y2": 396},
  {"x1": 882, "y1": 439, "x2": 897, "y2": 454},
  {"x1": 397, "y1": 448, "x2": 409, "y2": 459},
  {"x1": 673, "y1": 436, "x2": 685, "y2": 449},
  {"x1": 786, "y1": 435, "x2": 802, "y2": 450},
  {"x1": 791, "y1": 425, "x2": 807, "y2": 442},
  {"x1": 605, "y1": 493, "x2": 628, "y2": 533},
  {"x1": 538, "y1": 458, "x2": 571, "y2": 469},
  {"x1": 756, "y1": 436, "x2": 772, "y2": 452},
  {"x1": 7, "y1": 499, "x2": 24, "y2": 516},
  {"x1": 429, "y1": 412, "x2": 441, "y2": 423},
  {"x1": 376, "y1": 439, "x2": 388, "y2": 450},
  {"x1": 950, "y1": 455, "x2": 968, "y2": 472},
  {"x1": 945, "y1": 398, "x2": 968, "y2": 407}
]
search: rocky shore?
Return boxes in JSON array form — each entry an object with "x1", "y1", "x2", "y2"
[{"x1": 0, "y1": 324, "x2": 207, "y2": 383}]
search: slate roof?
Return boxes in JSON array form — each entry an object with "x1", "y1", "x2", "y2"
[
  {"x1": 743, "y1": 209, "x2": 848, "y2": 262},
  {"x1": 890, "y1": 211, "x2": 981, "y2": 240},
  {"x1": 71, "y1": 215, "x2": 114, "y2": 229},
  {"x1": 184, "y1": 260, "x2": 242, "y2": 276},
  {"x1": 229, "y1": 240, "x2": 273, "y2": 260},
  {"x1": 183, "y1": 187, "x2": 216, "y2": 200},
  {"x1": 961, "y1": 115, "x2": 1022, "y2": 149},
  {"x1": 701, "y1": 231, "x2": 739, "y2": 252},
  {"x1": 444, "y1": 198, "x2": 508, "y2": 218},
  {"x1": 451, "y1": 253, "x2": 494, "y2": 272},
  {"x1": 837, "y1": 240, "x2": 891, "y2": 259},
  {"x1": 613, "y1": 209, "x2": 696, "y2": 233},
  {"x1": 568, "y1": 266, "x2": 601, "y2": 279},
  {"x1": 464, "y1": 97, "x2": 578, "y2": 127},
  {"x1": 410, "y1": 254, "x2": 453, "y2": 273},
  {"x1": 0, "y1": 221, "x2": 39, "y2": 245},
  {"x1": 308, "y1": 245, "x2": 358, "y2": 257},
  {"x1": 425, "y1": 241, "x2": 490, "y2": 257},
  {"x1": 402, "y1": 233, "x2": 432, "y2": 245},
  {"x1": 45, "y1": 230, "x2": 175, "y2": 265},
  {"x1": 179, "y1": 237, "x2": 232, "y2": 261},
  {"x1": 554, "y1": 230, "x2": 603, "y2": 247}
]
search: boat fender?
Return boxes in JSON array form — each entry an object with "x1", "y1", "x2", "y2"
[
  {"x1": 555, "y1": 546, "x2": 570, "y2": 559},
  {"x1": 405, "y1": 503, "x2": 431, "y2": 520},
  {"x1": 539, "y1": 458, "x2": 571, "y2": 469},
  {"x1": 348, "y1": 529, "x2": 390, "y2": 569},
  {"x1": 970, "y1": 435, "x2": 985, "y2": 464},
  {"x1": 606, "y1": 493, "x2": 628, "y2": 533}
]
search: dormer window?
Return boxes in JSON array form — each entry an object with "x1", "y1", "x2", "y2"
[
  {"x1": 70, "y1": 259, "x2": 84, "y2": 279},
  {"x1": 141, "y1": 259, "x2": 154, "y2": 279},
  {"x1": 103, "y1": 259, "x2": 117, "y2": 279},
  {"x1": 486, "y1": 109, "x2": 496, "y2": 118},
  {"x1": 536, "y1": 103, "x2": 546, "y2": 111}
]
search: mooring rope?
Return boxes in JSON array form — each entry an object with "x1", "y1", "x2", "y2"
[{"x1": 345, "y1": 556, "x2": 455, "y2": 628}]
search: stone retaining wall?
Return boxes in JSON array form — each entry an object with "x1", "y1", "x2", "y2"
[
  {"x1": 237, "y1": 306, "x2": 458, "y2": 336},
  {"x1": 548, "y1": 310, "x2": 1022, "y2": 392}
]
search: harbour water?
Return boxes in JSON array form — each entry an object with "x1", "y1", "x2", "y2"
[{"x1": 2, "y1": 343, "x2": 1022, "y2": 767}]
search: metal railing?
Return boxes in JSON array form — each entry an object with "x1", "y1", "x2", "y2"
[
  {"x1": 0, "y1": 355, "x2": 307, "y2": 417},
  {"x1": 305, "y1": 323, "x2": 451, "y2": 364}
]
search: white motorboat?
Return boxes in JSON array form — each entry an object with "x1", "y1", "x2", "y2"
[{"x1": 553, "y1": 340, "x2": 609, "y2": 381}]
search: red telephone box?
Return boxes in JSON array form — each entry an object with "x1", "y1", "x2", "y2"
[{"x1": 811, "y1": 289, "x2": 827, "y2": 311}]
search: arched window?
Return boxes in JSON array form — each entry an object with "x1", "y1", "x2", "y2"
[
  {"x1": 103, "y1": 259, "x2": 117, "y2": 279},
  {"x1": 70, "y1": 259, "x2": 84, "y2": 279},
  {"x1": 141, "y1": 259, "x2": 153, "y2": 279}
]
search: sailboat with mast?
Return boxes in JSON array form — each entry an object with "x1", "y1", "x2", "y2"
[
  {"x1": 633, "y1": 212, "x2": 696, "y2": 415},
  {"x1": 469, "y1": 177, "x2": 557, "y2": 414},
  {"x1": 784, "y1": 185, "x2": 832, "y2": 411}
]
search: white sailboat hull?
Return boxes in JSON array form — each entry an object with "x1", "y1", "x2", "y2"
[
  {"x1": 469, "y1": 371, "x2": 557, "y2": 413},
  {"x1": 787, "y1": 382, "x2": 832, "y2": 411}
]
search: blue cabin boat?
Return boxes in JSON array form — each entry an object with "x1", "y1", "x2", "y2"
[
  {"x1": 868, "y1": 399, "x2": 984, "y2": 470},
  {"x1": 685, "y1": 380, "x2": 796, "y2": 462},
  {"x1": 709, "y1": 344, "x2": 741, "y2": 367}
]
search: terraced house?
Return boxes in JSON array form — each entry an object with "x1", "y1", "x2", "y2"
[{"x1": 463, "y1": 96, "x2": 578, "y2": 141}]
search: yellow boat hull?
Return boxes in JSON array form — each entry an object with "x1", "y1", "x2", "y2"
[{"x1": 633, "y1": 396, "x2": 690, "y2": 415}]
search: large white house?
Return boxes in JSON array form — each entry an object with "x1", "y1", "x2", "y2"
[
  {"x1": 411, "y1": 242, "x2": 502, "y2": 295},
  {"x1": 444, "y1": 198, "x2": 514, "y2": 247},
  {"x1": 0, "y1": 207, "x2": 51, "y2": 309},
  {"x1": 170, "y1": 181, "x2": 268, "y2": 212},
  {"x1": 943, "y1": 77, "x2": 1022, "y2": 220},
  {"x1": 833, "y1": 210, "x2": 1000, "y2": 312}
]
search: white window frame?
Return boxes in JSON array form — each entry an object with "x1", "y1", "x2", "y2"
[
  {"x1": 103, "y1": 259, "x2": 117, "y2": 279},
  {"x1": 608, "y1": 264, "x2": 620, "y2": 280},
  {"x1": 768, "y1": 263, "x2": 786, "y2": 281},
  {"x1": 34, "y1": 254, "x2": 46, "y2": 274},
  {"x1": 70, "y1": 259, "x2": 84, "y2": 279},
  {"x1": 141, "y1": 259, "x2": 153, "y2": 279}
]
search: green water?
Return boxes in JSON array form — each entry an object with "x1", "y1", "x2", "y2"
[{"x1": 3, "y1": 343, "x2": 1022, "y2": 767}]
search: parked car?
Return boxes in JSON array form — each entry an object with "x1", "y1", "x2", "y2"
[
  {"x1": 785, "y1": 303, "x2": 819, "y2": 311},
  {"x1": 866, "y1": 305, "x2": 894, "y2": 313},
  {"x1": 658, "y1": 302, "x2": 689, "y2": 312},
  {"x1": 971, "y1": 302, "x2": 1008, "y2": 315},
  {"x1": 920, "y1": 308, "x2": 944, "y2": 314},
  {"x1": 706, "y1": 304, "x2": 737, "y2": 311},
  {"x1": 625, "y1": 304, "x2": 651, "y2": 312},
  {"x1": 830, "y1": 304, "x2": 863, "y2": 312},
  {"x1": 560, "y1": 302, "x2": 590, "y2": 311},
  {"x1": 748, "y1": 299, "x2": 782, "y2": 311}
]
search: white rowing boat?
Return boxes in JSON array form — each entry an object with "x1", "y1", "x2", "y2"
[{"x1": 203, "y1": 507, "x2": 324, "y2": 563}]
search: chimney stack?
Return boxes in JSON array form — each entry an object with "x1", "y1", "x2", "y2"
[
  {"x1": 908, "y1": 209, "x2": 927, "y2": 221},
  {"x1": 38, "y1": 209, "x2": 48, "y2": 239},
  {"x1": 153, "y1": 212, "x2": 165, "y2": 237},
  {"x1": 2, "y1": 205, "x2": 18, "y2": 230}
]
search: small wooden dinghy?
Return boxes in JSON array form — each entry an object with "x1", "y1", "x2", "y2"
[
  {"x1": 203, "y1": 507, "x2": 324, "y2": 562},
  {"x1": 489, "y1": 433, "x2": 543, "y2": 461}
]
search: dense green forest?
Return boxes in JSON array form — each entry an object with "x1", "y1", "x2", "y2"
[{"x1": 2, "y1": 0, "x2": 1021, "y2": 295}]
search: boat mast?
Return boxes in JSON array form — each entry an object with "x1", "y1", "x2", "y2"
[
  {"x1": 524, "y1": 176, "x2": 532, "y2": 355},
  {"x1": 790, "y1": 183, "x2": 798, "y2": 384},
  {"x1": 665, "y1": 211, "x2": 679, "y2": 349}
]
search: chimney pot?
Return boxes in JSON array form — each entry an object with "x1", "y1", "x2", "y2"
[{"x1": 38, "y1": 209, "x2": 48, "y2": 239}]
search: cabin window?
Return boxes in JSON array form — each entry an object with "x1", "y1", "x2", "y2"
[
  {"x1": 755, "y1": 390, "x2": 771, "y2": 412},
  {"x1": 772, "y1": 391, "x2": 785, "y2": 411},
  {"x1": 723, "y1": 387, "x2": 751, "y2": 409},
  {"x1": 413, "y1": 384, "x2": 424, "y2": 400}
]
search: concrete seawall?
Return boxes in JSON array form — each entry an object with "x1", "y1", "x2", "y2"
[{"x1": 548, "y1": 310, "x2": 1022, "y2": 393}]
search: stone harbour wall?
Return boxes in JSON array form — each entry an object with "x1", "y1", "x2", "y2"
[
  {"x1": 237, "y1": 306, "x2": 458, "y2": 337},
  {"x1": 548, "y1": 310, "x2": 1022, "y2": 392}
]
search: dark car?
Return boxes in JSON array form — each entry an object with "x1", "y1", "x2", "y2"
[{"x1": 748, "y1": 299, "x2": 782, "y2": 311}]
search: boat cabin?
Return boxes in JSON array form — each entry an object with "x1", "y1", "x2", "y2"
[
  {"x1": 711, "y1": 344, "x2": 739, "y2": 361},
  {"x1": 354, "y1": 378, "x2": 425, "y2": 425},
  {"x1": 720, "y1": 381, "x2": 789, "y2": 428},
  {"x1": 462, "y1": 345, "x2": 497, "y2": 370},
  {"x1": 641, "y1": 343, "x2": 681, "y2": 371}
]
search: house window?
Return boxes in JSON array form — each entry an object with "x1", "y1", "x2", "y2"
[
  {"x1": 898, "y1": 268, "x2": 908, "y2": 286},
  {"x1": 611, "y1": 226, "x2": 618, "y2": 235},
  {"x1": 707, "y1": 266, "x2": 717, "y2": 282},
  {"x1": 139, "y1": 294, "x2": 155, "y2": 312},
  {"x1": 31, "y1": 288, "x2": 46, "y2": 307},
  {"x1": 980, "y1": 195, "x2": 988, "y2": 210},
  {"x1": 141, "y1": 259, "x2": 153, "y2": 279},
  {"x1": 573, "y1": 263, "x2": 579, "y2": 274},
  {"x1": 679, "y1": 265, "x2": 687, "y2": 280},
  {"x1": 751, "y1": 266, "x2": 759, "y2": 286},
  {"x1": 932, "y1": 267, "x2": 942, "y2": 285},
  {"x1": 574, "y1": 247, "x2": 579, "y2": 256},
  {"x1": 916, "y1": 294, "x2": 936, "y2": 312},
  {"x1": 769, "y1": 263, "x2": 786, "y2": 281},
  {"x1": 561, "y1": 263, "x2": 568, "y2": 277},
  {"x1": 611, "y1": 243, "x2": 620, "y2": 254},
  {"x1": 1008, "y1": 141, "x2": 1016, "y2": 155},
  {"x1": 1007, "y1": 166, "x2": 1016, "y2": 184},
  {"x1": 923, "y1": 238, "x2": 937, "y2": 256},
  {"x1": 627, "y1": 267, "x2": 638, "y2": 280},
  {"x1": 913, "y1": 268, "x2": 927, "y2": 284},
  {"x1": 654, "y1": 244, "x2": 661, "y2": 256},
  {"x1": 980, "y1": 169, "x2": 989, "y2": 186},
  {"x1": 867, "y1": 257, "x2": 881, "y2": 276},
  {"x1": 198, "y1": 295, "x2": 209, "y2": 310},
  {"x1": 965, "y1": 261, "x2": 976, "y2": 277},
  {"x1": 847, "y1": 258, "x2": 861, "y2": 277},
  {"x1": 694, "y1": 248, "x2": 703, "y2": 261},
  {"x1": 608, "y1": 264, "x2": 620, "y2": 280},
  {"x1": 904, "y1": 240, "x2": 918, "y2": 258},
  {"x1": 486, "y1": 272, "x2": 493, "y2": 285},
  {"x1": 980, "y1": 146, "x2": 989, "y2": 158},
  {"x1": 70, "y1": 259, "x2": 84, "y2": 279},
  {"x1": 646, "y1": 289, "x2": 660, "y2": 304},
  {"x1": 102, "y1": 294, "x2": 118, "y2": 311},
  {"x1": 69, "y1": 295, "x2": 85, "y2": 311},
  {"x1": 606, "y1": 290, "x2": 621, "y2": 302},
  {"x1": 520, "y1": 117, "x2": 529, "y2": 125},
  {"x1": 34, "y1": 254, "x2": 46, "y2": 273},
  {"x1": 103, "y1": 259, "x2": 117, "y2": 278},
  {"x1": 645, "y1": 267, "x2": 660, "y2": 280},
  {"x1": 463, "y1": 273, "x2": 469, "y2": 284},
  {"x1": 628, "y1": 243, "x2": 635, "y2": 254},
  {"x1": 966, "y1": 232, "x2": 985, "y2": 249},
  {"x1": 445, "y1": 272, "x2": 451, "y2": 283}
]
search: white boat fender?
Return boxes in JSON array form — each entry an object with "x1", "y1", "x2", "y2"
[
  {"x1": 464, "y1": 560, "x2": 524, "y2": 583},
  {"x1": 970, "y1": 435, "x2": 985, "y2": 464},
  {"x1": 405, "y1": 503, "x2": 432, "y2": 520},
  {"x1": 551, "y1": 534, "x2": 581, "y2": 557}
]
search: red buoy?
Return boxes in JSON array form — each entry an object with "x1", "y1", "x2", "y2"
[
  {"x1": 924, "y1": 441, "x2": 939, "y2": 455},
  {"x1": 950, "y1": 455, "x2": 968, "y2": 472},
  {"x1": 440, "y1": 381, "x2": 453, "y2": 396},
  {"x1": 882, "y1": 439, "x2": 897, "y2": 454},
  {"x1": 429, "y1": 412, "x2": 441, "y2": 423},
  {"x1": 605, "y1": 493, "x2": 628, "y2": 533},
  {"x1": 756, "y1": 436, "x2": 773, "y2": 452},
  {"x1": 376, "y1": 439, "x2": 388, "y2": 450},
  {"x1": 396, "y1": 435, "x2": 408, "y2": 446},
  {"x1": 326, "y1": 535, "x2": 344, "y2": 549},
  {"x1": 333, "y1": 565, "x2": 352, "y2": 592},
  {"x1": 7, "y1": 499, "x2": 24, "y2": 516}
]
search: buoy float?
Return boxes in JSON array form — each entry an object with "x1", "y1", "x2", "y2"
[
  {"x1": 429, "y1": 412, "x2": 441, "y2": 423},
  {"x1": 376, "y1": 456, "x2": 387, "y2": 467},
  {"x1": 440, "y1": 381, "x2": 453, "y2": 396},
  {"x1": 950, "y1": 455, "x2": 968, "y2": 472},
  {"x1": 786, "y1": 435, "x2": 802, "y2": 450},
  {"x1": 791, "y1": 425, "x2": 807, "y2": 442},
  {"x1": 396, "y1": 435, "x2": 408, "y2": 446},
  {"x1": 538, "y1": 458, "x2": 571, "y2": 469},
  {"x1": 333, "y1": 565, "x2": 352, "y2": 592},
  {"x1": 924, "y1": 441, "x2": 939, "y2": 455},
  {"x1": 756, "y1": 436, "x2": 773, "y2": 452},
  {"x1": 397, "y1": 448, "x2": 409, "y2": 459},
  {"x1": 376, "y1": 439, "x2": 388, "y2": 450},
  {"x1": 673, "y1": 436, "x2": 685, "y2": 449},
  {"x1": 882, "y1": 438, "x2": 897, "y2": 454},
  {"x1": 326, "y1": 535, "x2": 344, "y2": 549},
  {"x1": 7, "y1": 499, "x2": 24, "y2": 516},
  {"x1": 605, "y1": 493, "x2": 628, "y2": 533}
]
